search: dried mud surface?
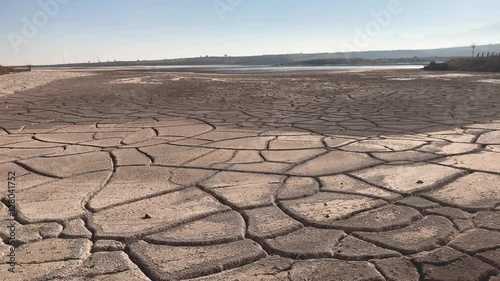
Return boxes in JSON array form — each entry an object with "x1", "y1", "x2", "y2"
[{"x1": 0, "y1": 69, "x2": 499, "y2": 280}]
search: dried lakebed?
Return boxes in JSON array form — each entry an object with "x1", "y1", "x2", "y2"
[{"x1": 0, "y1": 69, "x2": 499, "y2": 280}]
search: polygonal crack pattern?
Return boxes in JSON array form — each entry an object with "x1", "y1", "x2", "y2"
[{"x1": 0, "y1": 70, "x2": 499, "y2": 280}]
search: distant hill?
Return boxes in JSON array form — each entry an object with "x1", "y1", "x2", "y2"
[{"x1": 35, "y1": 43, "x2": 500, "y2": 68}]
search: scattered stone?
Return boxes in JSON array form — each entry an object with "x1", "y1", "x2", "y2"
[
  {"x1": 264, "y1": 227, "x2": 346, "y2": 259},
  {"x1": 128, "y1": 239, "x2": 266, "y2": 280},
  {"x1": 372, "y1": 257, "x2": 420, "y2": 281}
]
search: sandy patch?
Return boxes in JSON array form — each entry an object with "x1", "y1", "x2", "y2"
[
  {"x1": 476, "y1": 79, "x2": 500, "y2": 84},
  {"x1": 0, "y1": 71, "x2": 92, "y2": 97}
]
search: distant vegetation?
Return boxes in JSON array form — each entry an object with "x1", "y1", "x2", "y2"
[
  {"x1": 424, "y1": 53, "x2": 500, "y2": 72},
  {"x1": 0, "y1": 66, "x2": 13, "y2": 75},
  {"x1": 0, "y1": 65, "x2": 31, "y2": 75},
  {"x1": 281, "y1": 57, "x2": 429, "y2": 66}
]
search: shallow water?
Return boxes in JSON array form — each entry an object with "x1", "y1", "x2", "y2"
[
  {"x1": 40, "y1": 64, "x2": 425, "y2": 74},
  {"x1": 208, "y1": 65, "x2": 425, "y2": 73}
]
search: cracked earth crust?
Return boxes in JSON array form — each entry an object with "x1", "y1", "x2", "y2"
[{"x1": 1, "y1": 69, "x2": 499, "y2": 281}]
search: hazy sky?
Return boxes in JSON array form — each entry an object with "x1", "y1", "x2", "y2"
[{"x1": 1, "y1": 0, "x2": 499, "y2": 65}]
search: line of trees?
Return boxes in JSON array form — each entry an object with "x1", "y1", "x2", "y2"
[{"x1": 476, "y1": 51, "x2": 500, "y2": 57}]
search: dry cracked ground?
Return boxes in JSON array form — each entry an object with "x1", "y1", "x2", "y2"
[{"x1": 1, "y1": 70, "x2": 500, "y2": 281}]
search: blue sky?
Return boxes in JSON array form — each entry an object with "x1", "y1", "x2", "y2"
[{"x1": 1, "y1": 0, "x2": 499, "y2": 65}]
